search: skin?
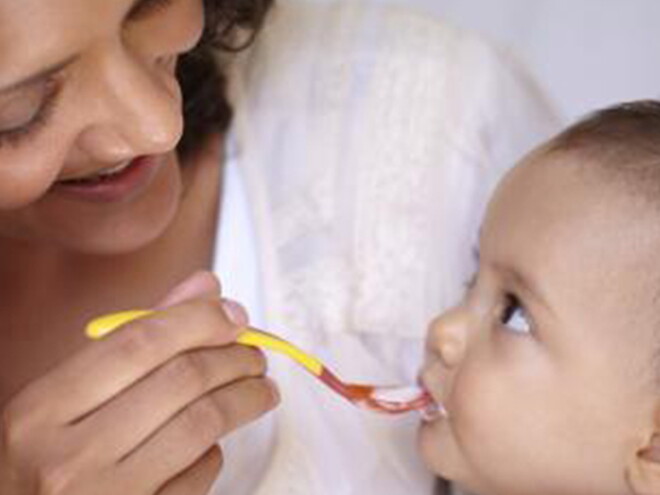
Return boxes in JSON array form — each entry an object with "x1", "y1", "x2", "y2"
[
  {"x1": 0, "y1": 0, "x2": 278, "y2": 493},
  {"x1": 419, "y1": 150, "x2": 660, "y2": 495}
]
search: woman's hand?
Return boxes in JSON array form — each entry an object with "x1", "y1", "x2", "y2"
[{"x1": 0, "y1": 271, "x2": 278, "y2": 495}]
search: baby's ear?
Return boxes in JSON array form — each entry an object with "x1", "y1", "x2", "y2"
[{"x1": 628, "y1": 432, "x2": 660, "y2": 494}]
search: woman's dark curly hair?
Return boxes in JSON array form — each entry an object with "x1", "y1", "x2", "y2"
[{"x1": 176, "y1": 0, "x2": 274, "y2": 161}]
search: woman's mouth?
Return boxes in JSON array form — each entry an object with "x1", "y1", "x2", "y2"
[
  {"x1": 61, "y1": 161, "x2": 135, "y2": 182},
  {"x1": 52, "y1": 155, "x2": 165, "y2": 203}
]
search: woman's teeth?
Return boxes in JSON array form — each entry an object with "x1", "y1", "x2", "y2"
[
  {"x1": 63, "y1": 161, "x2": 132, "y2": 183},
  {"x1": 98, "y1": 161, "x2": 132, "y2": 177}
]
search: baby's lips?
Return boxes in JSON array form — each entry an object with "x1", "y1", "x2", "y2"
[
  {"x1": 420, "y1": 399, "x2": 448, "y2": 422},
  {"x1": 417, "y1": 374, "x2": 448, "y2": 421}
]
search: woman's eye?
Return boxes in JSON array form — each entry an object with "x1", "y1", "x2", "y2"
[
  {"x1": 0, "y1": 89, "x2": 43, "y2": 132},
  {"x1": 0, "y1": 79, "x2": 61, "y2": 148},
  {"x1": 499, "y1": 294, "x2": 531, "y2": 334}
]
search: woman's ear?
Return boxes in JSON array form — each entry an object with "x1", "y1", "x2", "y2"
[{"x1": 627, "y1": 432, "x2": 660, "y2": 494}]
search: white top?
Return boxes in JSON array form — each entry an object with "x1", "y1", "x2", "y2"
[{"x1": 211, "y1": 1, "x2": 560, "y2": 494}]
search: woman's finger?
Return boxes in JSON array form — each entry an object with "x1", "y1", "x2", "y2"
[
  {"x1": 118, "y1": 377, "x2": 278, "y2": 492},
  {"x1": 14, "y1": 297, "x2": 242, "y2": 425},
  {"x1": 73, "y1": 345, "x2": 267, "y2": 461},
  {"x1": 156, "y1": 446, "x2": 223, "y2": 495}
]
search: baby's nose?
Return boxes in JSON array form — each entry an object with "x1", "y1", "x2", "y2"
[{"x1": 426, "y1": 306, "x2": 470, "y2": 369}]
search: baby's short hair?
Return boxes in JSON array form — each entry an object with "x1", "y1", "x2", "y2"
[{"x1": 546, "y1": 100, "x2": 660, "y2": 201}]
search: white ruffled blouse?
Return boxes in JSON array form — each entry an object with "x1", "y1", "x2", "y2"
[{"x1": 211, "y1": 1, "x2": 560, "y2": 494}]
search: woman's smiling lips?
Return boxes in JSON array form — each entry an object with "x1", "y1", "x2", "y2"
[{"x1": 51, "y1": 155, "x2": 165, "y2": 203}]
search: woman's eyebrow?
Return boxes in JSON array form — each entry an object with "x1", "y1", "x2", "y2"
[
  {"x1": 127, "y1": 0, "x2": 151, "y2": 18},
  {"x1": 1, "y1": 0, "x2": 154, "y2": 94},
  {"x1": 0, "y1": 55, "x2": 78, "y2": 94},
  {"x1": 127, "y1": 0, "x2": 171, "y2": 20}
]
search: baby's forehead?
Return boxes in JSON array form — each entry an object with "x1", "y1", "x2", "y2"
[
  {"x1": 483, "y1": 151, "x2": 660, "y2": 364},
  {"x1": 484, "y1": 148, "x2": 660, "y2": 298},
  {"x1": 517, "y1": 146, "x2": 659, "y2": 211},
  {"x1": 487, "y1": 102, "x2": 660, "y2": 372}
]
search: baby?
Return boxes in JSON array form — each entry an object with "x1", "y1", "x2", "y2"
[{"x1": 419, "y1": 100, "x2": 660, "y2": 495}]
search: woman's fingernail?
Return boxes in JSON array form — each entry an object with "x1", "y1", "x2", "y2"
[
  {"x1": 156, "y1": 271, "x2": 220, "y2": 308},
  {"x1": 222, "y1": 298, "x2": 250, "y2": 326},
  {"x1": 266, "y1": 378, "x2": 281, "y2": 407}
]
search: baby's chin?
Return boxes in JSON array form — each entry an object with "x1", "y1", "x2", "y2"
[
  {"x1": 417, "y1": 414, "x2": 453, "y2": 477},
  {"x1": 417, "y1": 417, "x2": 486, "y2": 494}
]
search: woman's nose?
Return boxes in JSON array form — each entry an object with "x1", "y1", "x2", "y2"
[
  {"x1": 76, "y1": 47, "x2": 183, "y2": 163},
  {"x1": 426, "y1": 306, "x2": 471, "y2": 369}
]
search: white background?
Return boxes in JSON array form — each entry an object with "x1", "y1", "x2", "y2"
[{"x1": 374, "y1": 0, "x2": 660, "y2": 122}]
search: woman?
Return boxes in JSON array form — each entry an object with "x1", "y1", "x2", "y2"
[
  {"x1": 0, "y1": 1, "x2": 275, "y2": 494},
  {"x1": 0, "y1": 0, "x2": 558, "y2": 494}
]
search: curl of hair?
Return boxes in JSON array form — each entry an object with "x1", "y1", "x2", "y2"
[{"x1": 176, "y1": 0, "x2": 274, "y2": 161}]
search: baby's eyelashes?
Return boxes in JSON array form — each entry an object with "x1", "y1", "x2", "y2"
[{"x1": 499, "y1": 293, "x2": 532, "y2": 335}]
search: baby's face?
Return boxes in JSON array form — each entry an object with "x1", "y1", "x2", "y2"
[{"x1": 419, "y1": 152, "x2": 660, "y2": 495}]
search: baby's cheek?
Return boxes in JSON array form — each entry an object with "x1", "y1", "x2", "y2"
[
  {"x1": 450, "y1": 368, "x2": 506, "y2": 453},
  {"x1": 447, "y1": 364, "x2": 540, "y2": 494}
]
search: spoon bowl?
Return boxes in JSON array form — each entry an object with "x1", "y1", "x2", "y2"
[{"x1": 237, "y1": 327, "x2": 437, "y2": 415}]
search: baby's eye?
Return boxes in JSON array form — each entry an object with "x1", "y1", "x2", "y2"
[{"x1": 499, "y1": 294, "x2": 531, "y2": 334}]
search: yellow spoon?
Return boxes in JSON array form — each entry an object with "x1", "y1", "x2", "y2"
[{"x1": 86, "y1": 310, "x2": 437, "y2": 416}]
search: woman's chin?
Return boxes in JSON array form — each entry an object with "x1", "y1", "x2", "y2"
[
  {"x1": 8, "y1": 154, "x2": 183, "y2": 256},
  {"x1": 53, "y1": 205, "x2": 179, "y2": 255}
]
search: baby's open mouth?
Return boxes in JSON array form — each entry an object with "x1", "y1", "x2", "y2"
[
  {"x1": 420, "y1": 400, "x2": 447, "y2": 421},
  {"x1": 417, "y1": 375, "x2": 448, "y2": 421}
]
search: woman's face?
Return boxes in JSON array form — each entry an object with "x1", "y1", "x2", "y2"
[{"x1": 0, "y1": 0, "x2": 204, "y2": 254}]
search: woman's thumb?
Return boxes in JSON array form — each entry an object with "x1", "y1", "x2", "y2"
[{"x1": 156, "y1": 270, "x2": 221, "y2": 308}]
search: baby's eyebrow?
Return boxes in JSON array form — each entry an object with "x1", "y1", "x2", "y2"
[
  {"x1": 495, "y1": 262, "x2": 554, "y2": 315},
  {"x1": 475, "y1": 227, "x2": 553, "y2": 312},
  {"x1": 492, "y1": 262, "x2": 554, "y2": 313}
]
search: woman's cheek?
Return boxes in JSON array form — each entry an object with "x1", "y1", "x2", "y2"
[
  {"x1": 0, "y1": 143, "x2": 68, "y2": 209},
  {"x1": 148, "y1": 0, "x2": 205, "y2": 56},
  {"x1": 181, "y1": 0, "x2": 205, "y2": 51}
]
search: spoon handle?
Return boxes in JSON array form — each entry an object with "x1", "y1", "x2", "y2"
[
  {"x1": 86, "y1": 310, "x2": 326, "y2": 377},
  {"x1": 236, "y1": 328, "x2": 324, "y2": 376}
]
